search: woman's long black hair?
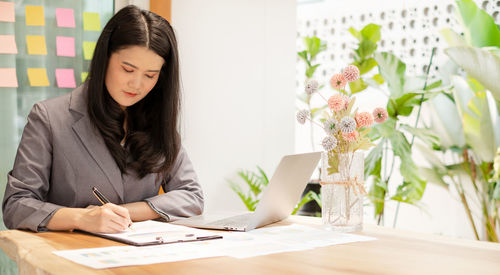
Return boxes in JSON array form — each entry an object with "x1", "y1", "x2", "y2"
[{"x1": 86, "y1": 5, "x2": 180, "y2": 179}]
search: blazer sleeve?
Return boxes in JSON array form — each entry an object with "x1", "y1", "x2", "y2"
[
  {"x1": 144, "y1": 147, "x2": 204, "y2": 221},
  {"x1": 2, "y1": 103, "x2": 64, "y2": 232}
]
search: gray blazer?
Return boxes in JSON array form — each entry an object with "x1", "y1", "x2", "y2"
[{"x1": 2, "y1": 85, "x2": 203, "y2": 232}]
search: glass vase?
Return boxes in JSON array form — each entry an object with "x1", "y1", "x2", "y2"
[{"x1": 320, "y1": 151, "x2": 365, "y2": 232}]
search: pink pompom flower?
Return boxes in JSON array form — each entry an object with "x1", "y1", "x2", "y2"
[
  {"x1": 373, "y1": 108, "x2": 388, "y2": 123},
  {"x1": 330, "y1": 73, "x2": 347, "y2": 90},
  {"x1": 343, "y1": 65, "x2": 360, "y2": 82},
  {"x1": 328, "y1": 94, "x2": 345, "y2": 112},
  {"x1": 355, "y1": 112, "x2": 374, "y2": 128},
  {"x1": 342, "y1": 130, "x2": 359, "y2": 142}
]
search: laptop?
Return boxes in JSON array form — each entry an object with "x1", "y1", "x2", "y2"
[{"x1": 172, "y1": 152, "x2": 321, "y2": 231}]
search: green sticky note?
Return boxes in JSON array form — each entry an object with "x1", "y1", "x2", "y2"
[
  {"x1": 26, "y1": 35, "x2": 47, "y2": 55},
  {"x1": 27, "y1": 68, "x2": 50, "y2": 87},
  {"x1": 83, "y1": 41, "x2": 96, "y2": 60},
  {"x1": 81, "y1": 72, "x2": 88, "y2": 82},
  {"x1": 25, "y1": 6, "x2": 45, "y2": 26},
  {"x1": 83, "y1": 12, "x2": 101, "y2": 31}
]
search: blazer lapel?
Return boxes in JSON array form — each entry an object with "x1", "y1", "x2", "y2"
[{"x1": 69, "y1": 86, "x2": 124, "y2": 202}]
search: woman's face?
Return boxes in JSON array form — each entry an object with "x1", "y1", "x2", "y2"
[{"x1": 105, "y1": 46, "x2": 165, "y2": 109}]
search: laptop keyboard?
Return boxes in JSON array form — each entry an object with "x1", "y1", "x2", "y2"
[{"x1": 206, "y1": 212, "x2": 254, "y2": 228}]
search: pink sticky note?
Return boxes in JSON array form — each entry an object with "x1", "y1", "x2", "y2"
[
  {"x1": 0, "y1": 68, "x2": 18, "y2": 87},
  {"x1": 0, "y1": 1, "x2": 15, "y2": 22},
  {"x1": 56, "y1": 36, "x2": 75, "y2": 57},
  {"x1": 0, "y1": 35, "x2": 17, "y2": 54},
  {"x1": 56, "y1": 8, "x2": 75, "y2": 28},
  {"x1": 55, "y1": 68, "x2": 76, "y2": 88}
]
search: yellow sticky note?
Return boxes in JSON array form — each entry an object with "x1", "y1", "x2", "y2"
[
  {"x1": 81, "y1": 72, "x2": 88, "y2": 82},
  {"x1": 25, "y1": 6, "x2": 45, "y2": 26},
  {"x1": 83, "y1": 41, "x2": 96, "y2": 60},
  {"x1": 83, "y1": 12, "x2": 100, "y2": 31},
  {"x1": 27, "y1": 68, "x2": 49, "y2": 87},
  {"x1": 26, "y1": 35, "x2": 47, "y2": 55}
]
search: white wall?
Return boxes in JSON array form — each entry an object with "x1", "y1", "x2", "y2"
[
  {"x1": 172, "y1": 0, "x2": 297, "y2": 213},
  {"x1": 115, "y1": 0, "x2": 149, "y2": 11}
]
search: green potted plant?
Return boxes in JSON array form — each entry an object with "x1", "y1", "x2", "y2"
[{"x1": 418, "y1": 0, "x2": 500, "y2": 242}]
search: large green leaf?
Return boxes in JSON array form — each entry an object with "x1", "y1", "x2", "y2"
[
  {"x1": 445, "y1": 46, "x2": 500, "y2": 102},
  {"x1": 388, "y1": 131, "x2": 411, "y2": 159},
  {"x1": 349, "y1": 78, "x2": 368, "y2": 94},
  {"x1": 415, "y1": 143, "x2": 446, "y2": 172},
  {"x1": 306, "y1": 64, "x2": 320, "y2": 78},
  {"x1": 297, "y1": 50, "x2": 309, "y2": 65},
  {"x1": 368, "y1": 177, "x2": 386, "y2": 217},
  {"x1": 492, "y1": 181, "x2": 500, "y2": 202},
  {"x1": 356, "y1": 57, "x2": 377, "y2": 75},
  {"x1": 374, "y1": 52, "x2": 406, "y2": 98},
  {"x1": 348, "y1": 27, "x2": 362, "y2": 41},
  {"x1": 371, "y1": 117, "x2": 397, "y2": 139},
  {"x1": 451, "y1": 75, "x2": 496, "y2": 162},
  {"x1": 426, "y1": 93, "x2": 465, "y2": 148},
  {"x1": 391, "y1": 178, "x2": 426, "y2": 205},
  {"x1": 388, "y1": 132, "x2": 427, "y2": 203},
  {"x1": 356, "y1": 39, "x2": 377, "y2": 60},
  {"x1": 455, "y1": 0, "x2": 500, "y2": 47},
  {"x1": 419, "y1": 167, "x2": 449, "y2": 189},
  {"x1": 400, "y1": 124, "x2": 440, "y2": 146},
  {"x1": 364, "y1": 139, "x2": 384, "y2": 178},
  {"x1": 304, "y1": 36, "x2": 326, "y2": 60},
  {"x1": 493, "y1": 146, "x2": 500, "y2": 181},
  {"x1": 391, "y1": 92, "x2": 425, "y2": 117},
  {"x1": 360, "y1": 23, "x2": 381, "y2": 43}
]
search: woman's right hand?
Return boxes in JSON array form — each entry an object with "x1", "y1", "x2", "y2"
[{"x1": 76, "y1": 203, "x2": 132, "y2": 233}]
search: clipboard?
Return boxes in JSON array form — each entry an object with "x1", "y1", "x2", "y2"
[{"x1": 81, "y1": 220, "x2": 223, "y2": 246}]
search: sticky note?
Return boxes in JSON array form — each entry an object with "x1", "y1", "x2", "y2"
[
  {"x1": 56, "y1": 8, "x2": 75, "y2": 28},
  {"x1": 26, "y1": 35, "x2": 47, "y2": 55},
  {"x1": 56, "y1": 36, "x2": 75, "y2": 57},
  {"x1": 25, "y1": 5, "x2": 45, "y2": 26},
  {"x1": 0, "y1": 68, "x2": 18, "y2": 87},
  {"x1": 0, "y1": 35, "x2": 17, "y2": 54},
  {"x1": 83, "y1": 41, "x2": 96, "y2": 60},
  {"x1": 27, "y1": 68, "x2": 49, "y2": 87},
  {"x1": 83, "y1": 12, "x2": 101, "y2": 31},
  {"x1": 0, "y1": 1, "x2": 15, "y2": 22},
  {"x1": 55, "y1": 69, "x2": 76, "y2": 88},
  {"x1": 81, "y1": 72, "x2": 88, "y2": 82}
]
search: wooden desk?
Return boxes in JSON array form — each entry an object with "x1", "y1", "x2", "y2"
[{"x1": 1, "y1": 216, "x2": 500, "y2": 275}]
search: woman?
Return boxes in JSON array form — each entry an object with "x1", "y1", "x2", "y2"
[{"x1": 2, "y1": 5, "x2": 203, "y2": 233}]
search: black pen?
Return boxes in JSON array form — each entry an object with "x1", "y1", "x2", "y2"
[
  {"x1": 92, "y1": 186, "x2": 133, "y2": 229},
  {"x1": 92, "y1": 186, "x2": 110, "y2": 205}
]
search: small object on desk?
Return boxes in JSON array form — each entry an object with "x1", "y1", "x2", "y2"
[
  {"x1": 92, "y1": 186, "x2": 110, "y2": 204},
  {"x1": 92, "y1": 186, "x2": 132, "y2": 228},
  {"x1": 84, "y1": 220, "x2": 223, "y2": 246}
]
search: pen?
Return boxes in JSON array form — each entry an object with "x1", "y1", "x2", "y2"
[
  {"x1": 92, "y1": 186, "x2": 132, "y2": 229},
  {"x1": 92, "y1": 186, "x2": 110, "y2": 205}
]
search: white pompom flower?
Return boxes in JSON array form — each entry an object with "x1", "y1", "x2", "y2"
[
  {"x1": 296, "y1": 109, "x2": 310, "y2": 124},
  {"x1": 322, "y1": 136, "x2": 338, "y2": 151},
  {"x1": 323, "y1": 118, "x2": 338, "y2": 135},
  {"x1": 305, "y1": 79, "x2": 319, "y2": 95},
  {"x1": 339, "y1": 116, "x2": 356, "y2": 134}
]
